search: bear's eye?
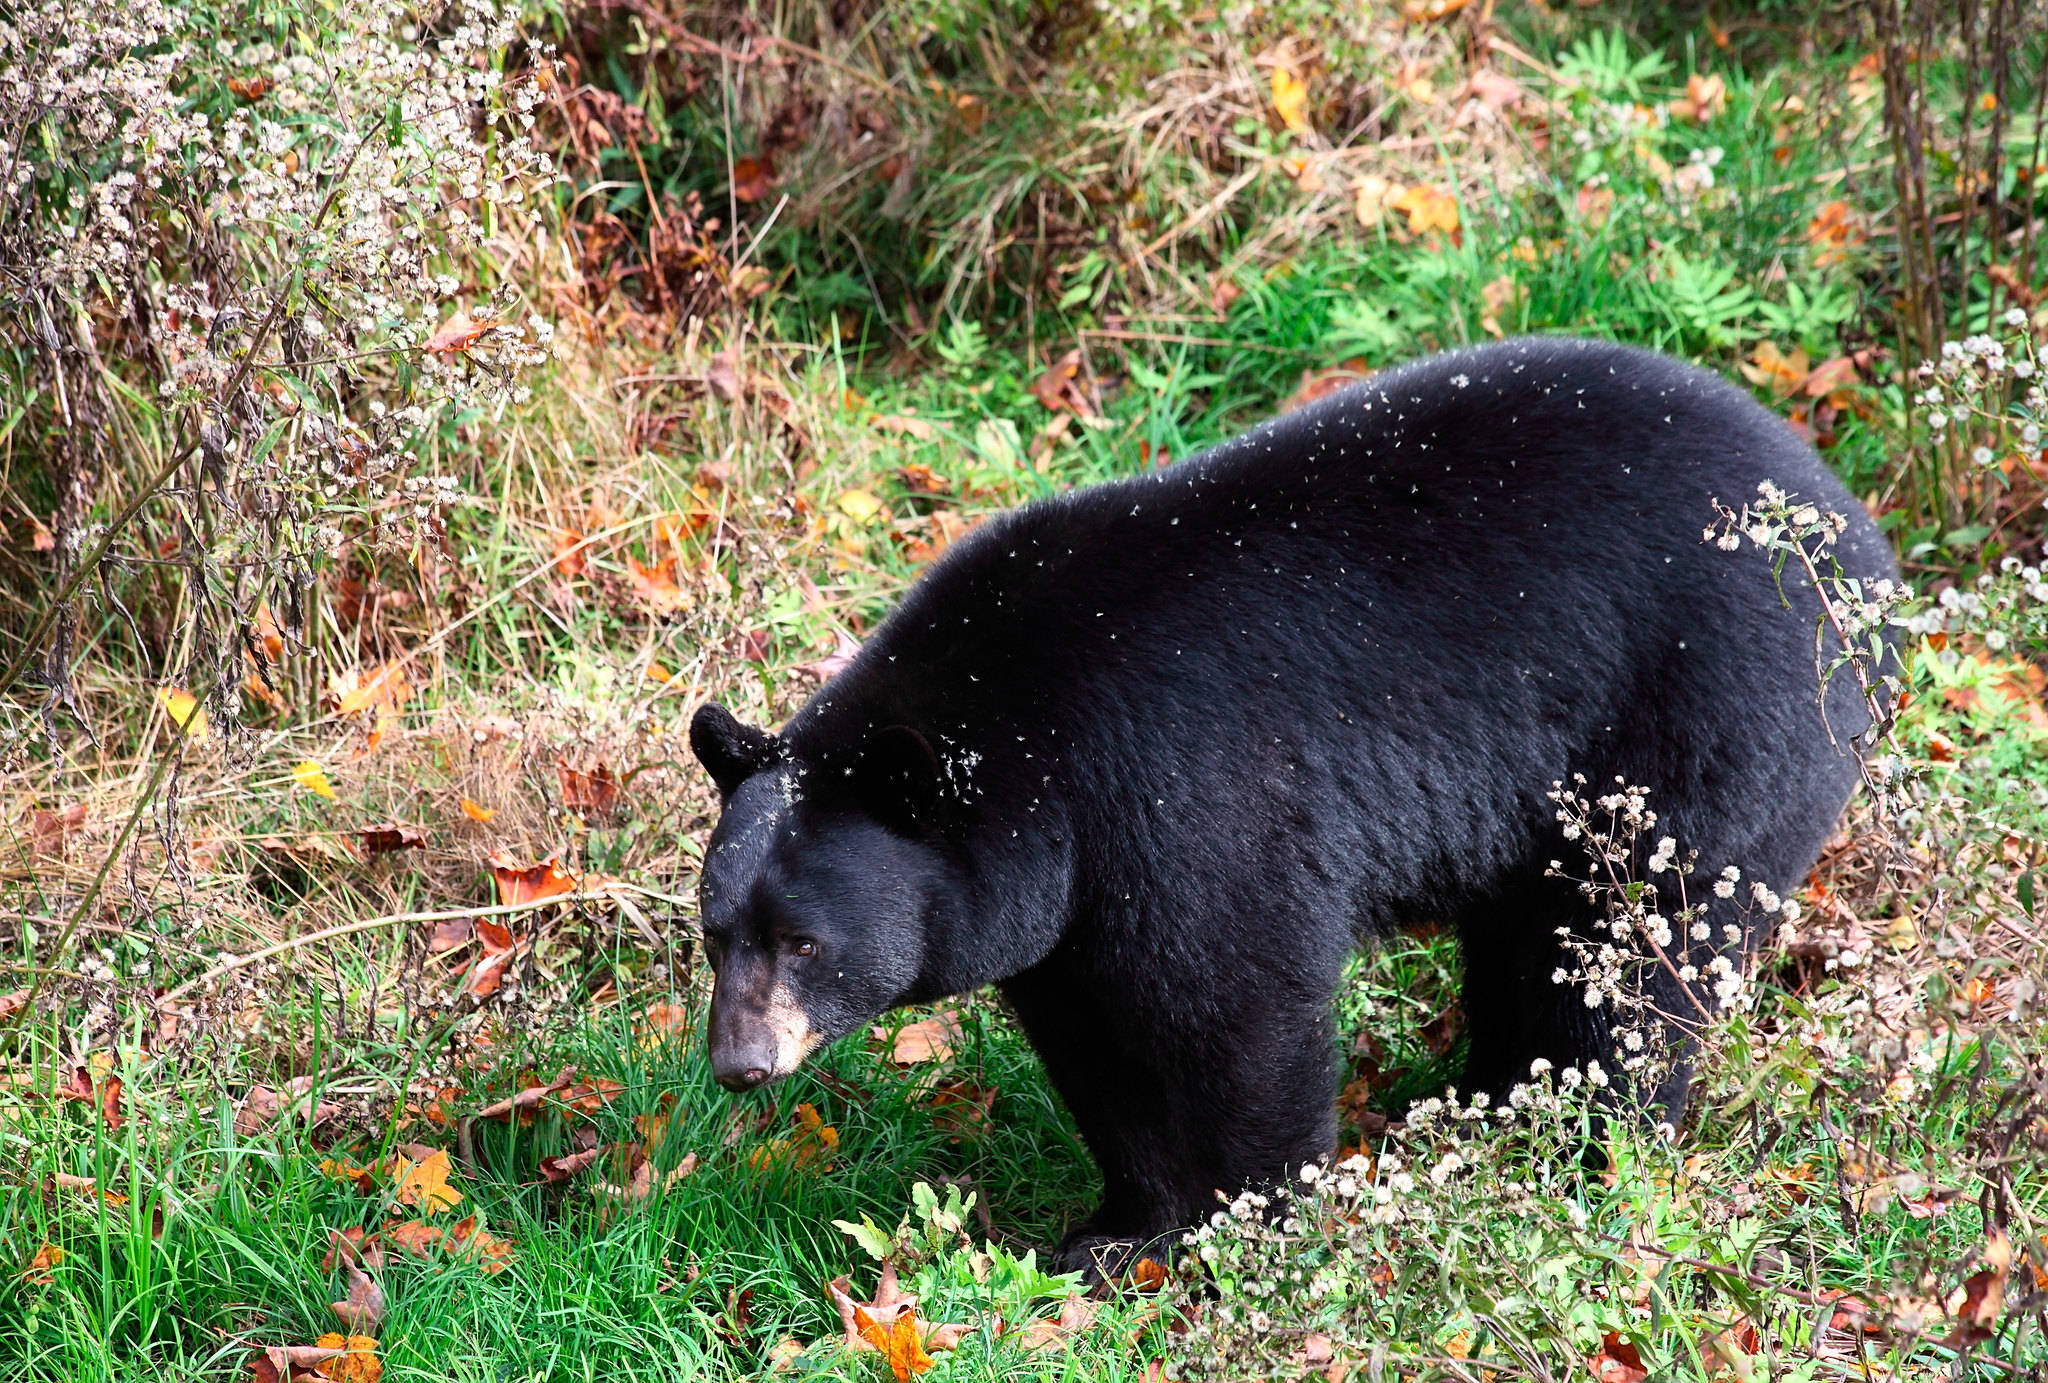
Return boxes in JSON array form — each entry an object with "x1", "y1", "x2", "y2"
[{"x1": 792, "y1": 938, "x2": 818, "y2": 958}]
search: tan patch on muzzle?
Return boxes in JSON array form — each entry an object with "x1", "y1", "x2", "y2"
[{"x1": 764, "y1": 984, "x2": 823, "y2": 1078}]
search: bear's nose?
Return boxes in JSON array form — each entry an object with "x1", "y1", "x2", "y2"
[{"x1": 717, "y1": 1066, "x2": 770, "y2": 1092}]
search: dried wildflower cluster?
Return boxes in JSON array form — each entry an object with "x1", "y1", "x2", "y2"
[
  {"x1": 1541, "y1": 777, "x2": 1784, "y2": 1093},
  {"x1": 1169, "y1": 1070, "x2": 1618, "y2": 1381},
  {"x1": 0, "y1": 0, "x2": 558, "y2": 743}
]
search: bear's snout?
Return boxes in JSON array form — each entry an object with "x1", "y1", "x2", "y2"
[{"x1": 707, "y1": 968, "x2": 821, "y2": 1092}]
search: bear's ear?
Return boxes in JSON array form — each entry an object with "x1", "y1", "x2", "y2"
[
  {"x1": 690, "y1": 703, "x2": 778, "y2": 797},
  {"x1": 853, "y1": 724, "x2": 941, "y2": 833}
]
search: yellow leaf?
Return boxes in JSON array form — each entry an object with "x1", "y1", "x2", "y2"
[
  {"x1": 292, "y1": 759, "x2": 337, "y2": 800},
  {"x1": 313, "y1": 1333, "x2": 383, "y2": 1383},
  {"x1": 1271, "y1": 63, "x2": 1313, "y2": 137},
  {"x1": 1390, "y1": 183, "x2": 1459, "y2": 235},
  {"x1": 836, "y1": 489, "x2": 884, "y2": 523},
  {"x1": 460, "y1": 797, "x2": 497, "y2": 823},
  {"x1": 391, "y1": 1149, "x2": 462, "y2": 1214},
  {"x1": 335, "y1": 663, "x2": 409, "y2": 716},
  {"x1": 157, "y1": 687, "x2": 208, "y2": 743}
]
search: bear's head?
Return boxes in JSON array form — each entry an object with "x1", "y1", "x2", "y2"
[{"x1": 688, "y1": 702, "x2": 960, "y2": 1092}]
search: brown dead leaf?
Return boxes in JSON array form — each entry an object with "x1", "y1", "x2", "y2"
[
  {"x1": 246, "y1": 1341, "x2": 350, "y2": 1383},
  {"x1": 538, "y1": 1146, "x2": 605, "y2": 1183},
  {"x1": 486, "y1": 852, "x2": 579, "y2": 907},
  {"x1": 384, "y1": 1220, "x2": 444, "y2": 1257},
  {"x1": 1587, "y1": 1331, "x2": 1648, "y2": 1383},
  {"x1": 226, "y1": 75, "x2": 275, "y2": 101},
  {"x1": 801, "y1": 630, "x2": 863, "y2": 681},
  {"x1": 424, "y1": 317, "x2": 496, "y2": 356},
  {"x1": 556, "y1": 759, "x2": 621, "y2": 817},
  {"x1": 30, "y1": 803, "x2": 86, "y2": 860},
  {"x1": 1575, "y1": 183, "x2": 1615, "y2": 228},
  {"x1": 334, "y1": 664, "x2": 410, "y2": 717},
  {"x1": 1948, "y1": 1231, "x2": 2011, "y2": 1345},
  {"x1": 1010, "y1": 1295, "x2": 1098, "y2": 1349},
  {"x1": 626, "y1": 555, "x2": 688, "y2": 615},
  {"x1": 1668, "y1": 72, "x2": 1728, "y2": 122},
  {"x1": 18, "y1": 1243, "x2": 61, "y2": 1284},
  {"x1": 330, "y1": 1263, "x2": 384, "y2": 1331},
  {"x1": 1281, "y1": 360, "x2": 1373, "y2": 413},
  {"x1": 359, "y1": 824, "x2": 427, "y2": 856},
  {"x1": 732, "y1": 154, "x2": 776, "y2": 203},
  {"x1": 881, "y1": 1014, "x2": 961, "y2": 1065},
  {"x1": 1030, "y1": 349, "x2": 1095, "y2": 417},
  {"x1": 874, "y1": 415, "x2": 937, "y2": 441},
  {"x1": 1806, "y1": 200, "x2": 1865, "y2": 268},
  {"x1": 50, "y1": 1172, "x2": 128, "y2": 1207},
  {"x1": 551, "y1": 529, "x2": 589, "y2": 577},
  {"x1": 0, "y1": 989, "x2": 26, "y2": 1021},
  {"x1": 426, "y1": 918, "x2": 471, "y2": 953},
  {"x1": 1127, "y1": 1258, "x2": 1168, "y2": 1293},
  {"x1": 445, "y1": 1214, "x2": 516, "y2": 1273},
  {"x1": 1739, "y1": 341, "x2": 1811, "y2": 398},
  {"x1": 926, "y1": 1079, "x2": 995, "y2": 1142},
  {"x1": 474, "y1": 1066, "x2": 576, "y2": 1122}
]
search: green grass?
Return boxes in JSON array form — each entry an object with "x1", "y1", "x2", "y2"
[{"x1": 4, "y1": 2, "x2": 2047, "y2": 1379}]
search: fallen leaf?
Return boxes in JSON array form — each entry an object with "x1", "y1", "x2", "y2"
[
  {"x1": 459, "y1": 797, "x2": 496, "y2": 823},
  {"x1": 1271, "y1": 62, "x2": 1313, "y2": 137},
  {"x1": 0, "y1": 989, "x2": 27, "y2": 1021},
  {"x1": 226, "y1": 75, "x2": 274, "y2": 101},
  {"x1": 1587, "y1": 1331, "x2": 1648, "y2": 1383},
  {"x1": 747, "y1": 1102, "x2": 838, "y2": 1173},
  {"x1": 1739, "y1": 341, "x2": 1811, "y2": 397},
  {"x1": 802, "y1": 631, "x2": 863, "y2": 681},
  {"x1": 1011, "y1": 1295, "x2": 1098, "y2": 1349},
  {"x1": 445, "y1": 1214, "x2": 516, "y2": 1273},
  {"x1": 292, "y1": 760, "x2": 337, "y2": 799},
  {"x1": 882, "y1": 1015, "x2": 961, "y2": 1065},
  {"x1": 427, "y1": 918, "x2": 471, "y2": 952},
  {"x1": 1948, "y1": 1231, "x2": 2011, "y2": 1344},
  {"x1": 1029, "y1": 349, "x2": 1095, "y2": 416},
  {"x1": 246, "y1": 1341, "x2": 349, "y2": 1383},
  {"x1": 626, "y1": 555, "x2": 688, "y2": 615},
  {"x1": 51, "y1": 1172, "x2": 128, "y2": 1207},
  {"x1": 637, "y1": 1003, "x2": 693, "y2": 1048},
  {"x1": 1401, "y1": 0, "x2": 1470, "y2": 19},
  {"x1": 18, "y1": 1243, "x2": 61, "y2": 1284},
  {"x1": 837, "y1": 489, "x2": 885, "y2": 522},
  {"x1": 1801, "y1": 355, "x2": 1863, "y2": 396},
  {"x1": 732, "y1": 154, "x2": 776, "y2": 203},
  {"x1": 474, "y1": 1066, "x2": 576, "y2": 1122},
  {"x1": 313, "y1": 1333, "x2": 381, "y2": 1383},
  {"x1": 707, "y1": 349, "x2": 743, "y2": 402},
  {"x1": 1575, "y1": 183, "x2": 1615, "y2": 228},
  {"x1": 1668, "y1": 71, "x2": 1728, "y2": 122},
  {"x1": 1282, "y1": 361, "x2": 1373, "y2": 412},
  {"x1": 1390, "y1": 183, "x2": 1458, "y2": 235},
  {"x1": 330, "y1": 1264, "x2": 384, "y2": 1331},
  {"x1": 425, "y1": 317, "x2": 496, "y2": 356},
  {"x1": 1353, "y1": 174, "x2": 1399, "y2": 228},
  {"x1": 334, "y1": 664, "x2": 410, "y2": 716},
  {"x1": 384, "y1": 1220, "x2": 444, "y2": 1257},
  {"x1": 874, "y1": 415, "x2": 937, "y2": 441},
  {"x1": 158, "y1": 686, "x2": 209, "y2": 743},
  {"x1": 926, "y1": 1079, "x2": 996, "y2": 1141},
  {"x1": 556, "y1": 759, "x2": 621, "y2": 816},
  {"x1": 486, "y1": 852, "x2": 579, "y2": 907},
  {"x1": 390, "y1": 1149, "x2": 462, "y2": 1214},
  {"x1": 30, "y1": 803, "x2": 86, "y2": 860},
  {"x1": 359, "y1": 824, "x2": 426, "y2": 855},
  {"x1": 538, "y1": 1146, "x2": 605, "y2": 1183},
  {"x1": 551, "y1": 529, "x2": 588, "y2": 577},
  {"x1": 1806, "y1": 200, "x2": 1865, "y2": 268},
  {"x1": 826, "y1": 1264, "x2": 974, "y2": 1376},
  {"x1": 1128, "y1": 1257, "x2": 1168, "y2": 1293}
]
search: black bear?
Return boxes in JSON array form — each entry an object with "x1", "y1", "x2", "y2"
[{"x1": 688, "y1": 336, "x2": 1896, "y2": 1273}]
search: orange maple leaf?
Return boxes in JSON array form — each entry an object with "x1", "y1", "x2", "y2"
[
  {"x1": 486, "y1": 852, "x2": 578, "y2": 907},
  {"x1": 390, "y1": 1149, "x2": 462, "y2": 1214}
]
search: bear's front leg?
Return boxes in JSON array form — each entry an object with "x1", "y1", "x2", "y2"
[{"x1": 1003, "y1": 945, "x2": 1341, "y2": 1279}]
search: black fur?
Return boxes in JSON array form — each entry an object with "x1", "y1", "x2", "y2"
[{"x1": 690, "y1": 337, "x2": 1897, "y2": 1272}]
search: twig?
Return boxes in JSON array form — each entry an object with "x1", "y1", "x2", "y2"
[{"x1": 155, "y1": 880, "x2": 694, "y2": 1006}]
